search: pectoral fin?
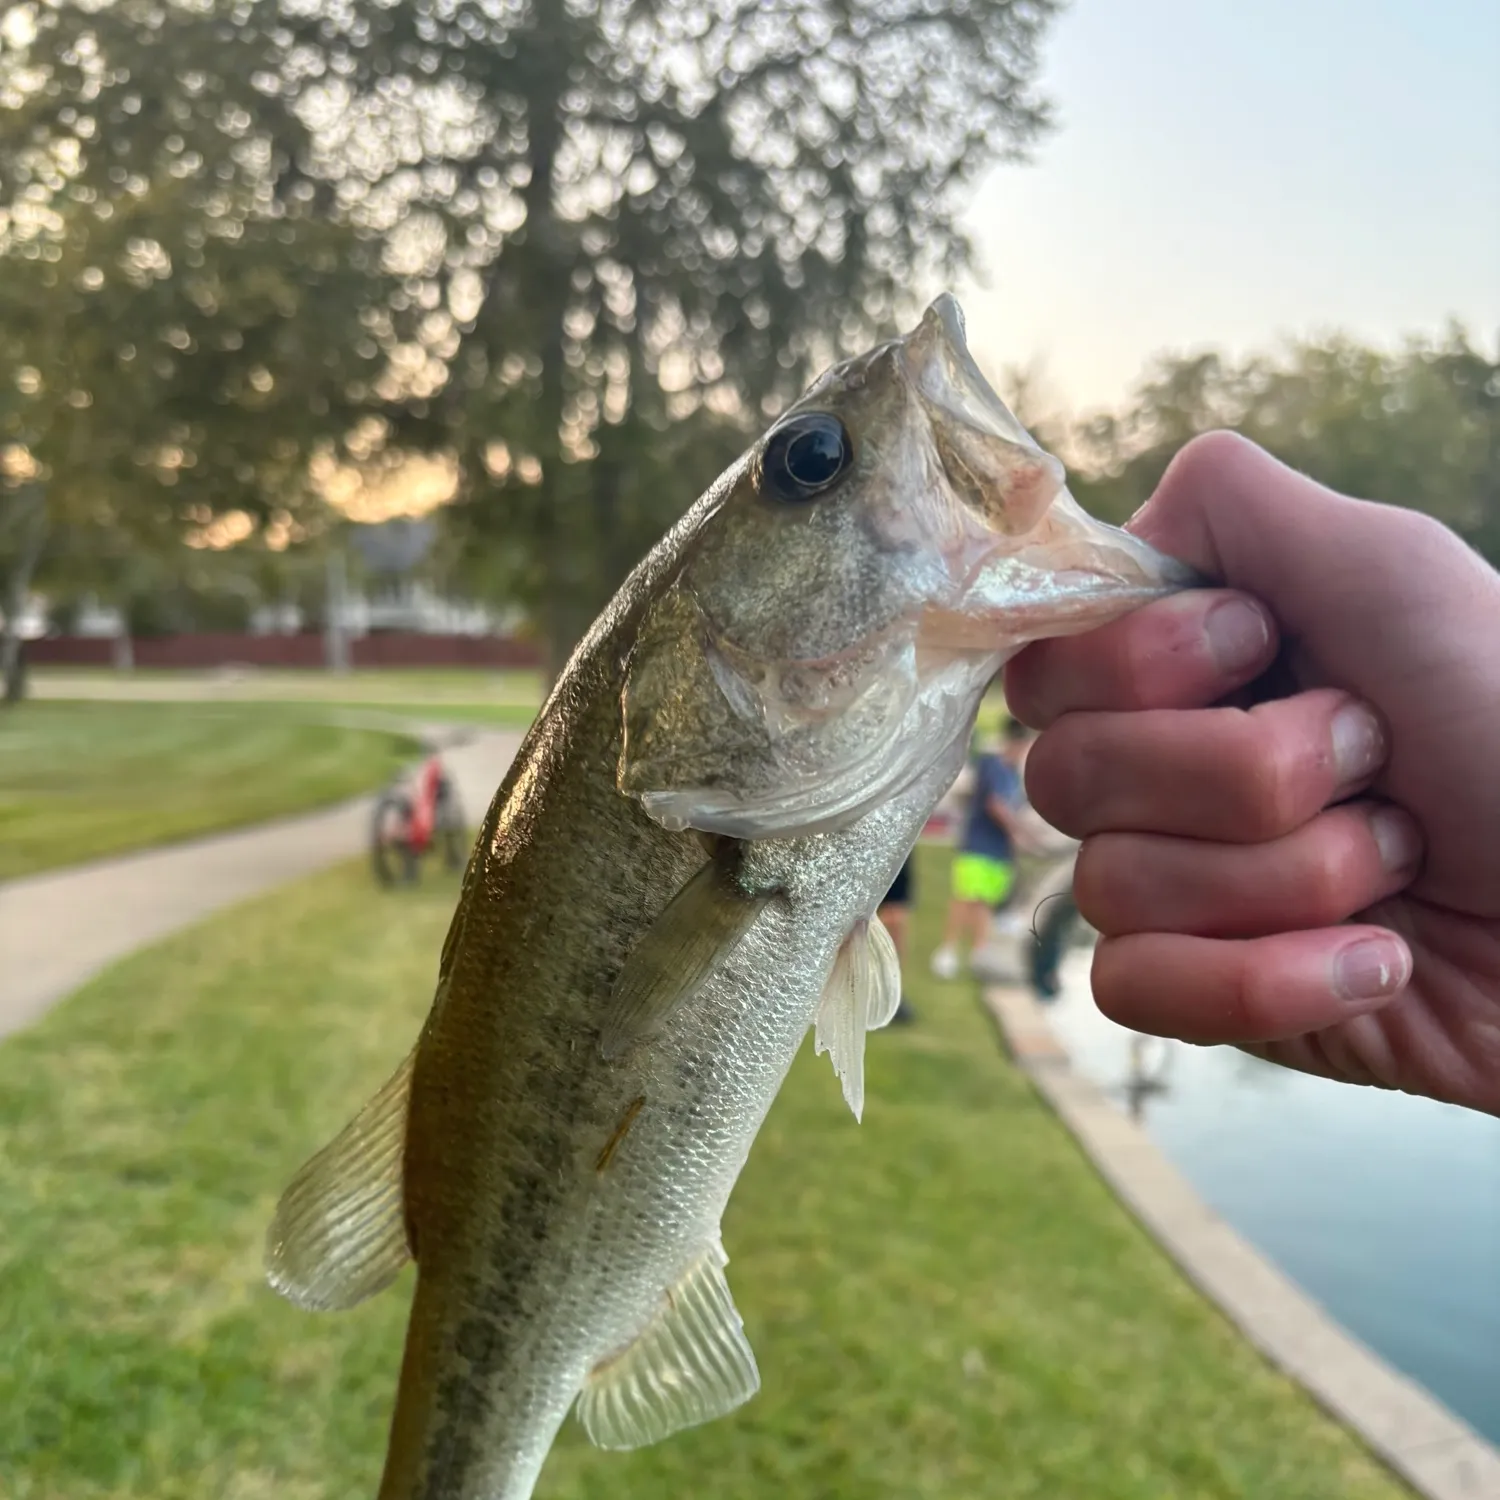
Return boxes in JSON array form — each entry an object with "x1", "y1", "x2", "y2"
[
  {"x1": 599, "y1": 851, "x2": 770, "y2": 1061},
  {"x1": 265, "y1": 1049, "x2": 414, "y2": 1311},
  {"x1": 815, "y1": 916, "x2": 902, "y2": 1122},
  {"x1": 576, "y1": 1239, "x2": 760, "y2": 1449}
]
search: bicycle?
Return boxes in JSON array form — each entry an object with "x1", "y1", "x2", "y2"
[{"x1": 371, "y1": 753, "x2": 467, "y2": 887}]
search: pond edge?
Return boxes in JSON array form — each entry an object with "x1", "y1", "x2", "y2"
[{"x1": 983, "y1": 982, "x2": 1500, "y2": 1500}]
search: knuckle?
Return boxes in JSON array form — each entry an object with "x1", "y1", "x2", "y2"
[
  {"x1": 1234, "y1": 720, "x2": 1309, "y2": 838},
  {"x1": 1088, "y1": 939, "x2": 1131, "y2": 1022},
  {"x1": 1164, "y1": 429, "x2": 1256, "y2": 491},
  {"x1": 1023, "y1": 720, "x2": 1091, "y2": 835},
  {"x1": 1002, "y1": 647, "x2": 1064, "y2": 728},
  {"x1": 1071, "y1": 837, "x2": 1124, "y2": 934},
  {"x1": 1298, "y1": 827, "x2": 1366, "y2": 922},
  {"x1": 1368, "y1": 503, "x2": 1475, "y2": 578},
  {"x1": 1236, "y1": 964, "x2": 1286, "y2": 1040},
  {"x1": 1113, "y1": 627, "x2": 1169, "y2": 709},
  {"x1": 1383, "y1": 504, "x2": 1452, "y2": 551}
]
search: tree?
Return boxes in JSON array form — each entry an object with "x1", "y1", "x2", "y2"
[
  {"x1": 281, "y1": 0, "x2": 1063, "y2": 672},
  {"x1": 1067, "y1": 331, "x2": 1500, "y2": 561},
  {"x1": 1066, "y1": 350, "x2": 1249, "y2": 525},
  {"x1": 0, "y1": 0, "x2": 391, "y2": 699}
]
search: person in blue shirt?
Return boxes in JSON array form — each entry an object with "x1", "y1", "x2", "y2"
[{"x1": 931, "y1": 716, "x2": 1037, "y2": 979}]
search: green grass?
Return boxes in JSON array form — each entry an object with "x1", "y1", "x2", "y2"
[
  {"x1": 0, "y1": 702, "x2": 422, "y2": 881},
  {"x1": 0, "y1": 845, "x2": 1407, "y2": 1499},
  {"x1": 346, "y1": 701, "x2": 539, "y2": 729}
]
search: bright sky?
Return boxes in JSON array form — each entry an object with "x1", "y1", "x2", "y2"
[{"x1": 956, "y1": 0, "x2": 1500, "y2": 418}]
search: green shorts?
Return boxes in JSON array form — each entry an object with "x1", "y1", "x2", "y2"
[{"x1": 951, "y1": 852, "x2": 1016, "y2": 906}]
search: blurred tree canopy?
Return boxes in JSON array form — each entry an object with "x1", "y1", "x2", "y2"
[
  {"x1": 3, "y1": 0, "x2": 1066, "y2": 685},
  {"x1": 275, "y1": 0, "x2": 1063, "y2": 669},
  {"x1": 0, "y1": 0, "x2": 390, "y2": 696},
  {"x1": 1067, "y1": 328, "x2": 1500, "y2": 565}
]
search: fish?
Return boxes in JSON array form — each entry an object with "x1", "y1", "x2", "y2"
[{"x1": 264, "y1": 293, "x2": 1199, "y2": 1500}]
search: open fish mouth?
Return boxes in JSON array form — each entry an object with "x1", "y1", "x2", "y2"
[{"x1": 896, "y1": 292, "x2": 1206, "y2": 649}]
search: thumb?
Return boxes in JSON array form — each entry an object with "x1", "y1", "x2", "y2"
[
  {"x1": 1125, "y1": 431, "x2": 1443, "y2": 650},
  {"x1": 1129, "y1": 432, "x2": 1500, "y2": 689}
]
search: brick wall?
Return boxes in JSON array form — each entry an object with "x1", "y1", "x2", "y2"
[{"x1": 27, "y1": 632, "x2": 544, "y2": 670}]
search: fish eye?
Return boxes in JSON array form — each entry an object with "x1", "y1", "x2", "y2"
[{"x1": 758, "y1": 412, "x2": 853, "y2": 503}]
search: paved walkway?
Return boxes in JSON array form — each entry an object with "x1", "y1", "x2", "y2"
[
  {"x1": 0, "y1": 727, "x2": 524, "y2": 1041},
  {"x1": 984, "y1": 982, "x2": 1500, "y2": 1500}
]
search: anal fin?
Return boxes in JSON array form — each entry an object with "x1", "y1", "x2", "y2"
[
  {"x1": 815, "y1": 916, "x2": 902, "y2": 1122},
  {"x1": 265, "y1": 1048, "x2": 415, "y2": 1311},
  {"x1": 599, "y1": 850, "x2": 769, "y2": 1061},
  {"x1": 576, "y1": 1239, "x2": 760, "y2": 1449}
]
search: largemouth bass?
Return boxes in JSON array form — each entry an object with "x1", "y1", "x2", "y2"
[{"x1": 265, "y1": 294, "x2": 1196, "y2": 1500}]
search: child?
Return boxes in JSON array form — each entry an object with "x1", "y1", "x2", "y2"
[{"x1": 931, "y1": 717, "x2": 1036, "y2": 979}]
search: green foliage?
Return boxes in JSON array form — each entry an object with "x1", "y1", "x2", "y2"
[
  {"x1": 0, "y1": 0, "x2": 394, "y2": 670},
  {"x1": 0, "y1": 847, "x2": 1409, "y2": 1497},
  {"x1": 1066, "y1": 329, "x2": 1500, "y2": 560},
  {"x1": 286, "y1": 0, "x2": 1064, "y2": 665},
  {"x1": 1, "y1": 0, "x2": 1067, "y2": 675}
]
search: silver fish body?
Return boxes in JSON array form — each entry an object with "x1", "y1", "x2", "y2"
[{"x1": 265, "y1": 294, "x2": 1198, "y2": 1500}]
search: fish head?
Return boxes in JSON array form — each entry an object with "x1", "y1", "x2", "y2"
[{"x1": 619, "y1": 293, "x2": 1201, "y2": 840}]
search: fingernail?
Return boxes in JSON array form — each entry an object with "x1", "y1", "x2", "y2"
[
  {"x1": 1332, "y1": 701, "x2": 1385, "y2": 789},
  {"x1": 1369, "y1": 805, "x2": 1421, "y2": 874},
  {"x1": 1204, "y1": 597, "x2": 1270, "y2": 676},
  {"x1": 1334, "y1": 935, "x2": 1411, "y2": 1002}
]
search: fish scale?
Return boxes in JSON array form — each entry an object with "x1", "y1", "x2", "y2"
[{"x1": 264, "y1": 293, "x2": 1199, "y2": 1500}]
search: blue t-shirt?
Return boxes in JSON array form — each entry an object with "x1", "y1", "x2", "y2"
[{"x1": 960, "y1": 752, "x2": 1021, "y2": 862}]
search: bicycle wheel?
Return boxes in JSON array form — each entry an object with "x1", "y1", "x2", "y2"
[{"x1": 371, "y1": 793, "x2": 418, "y2": 886}]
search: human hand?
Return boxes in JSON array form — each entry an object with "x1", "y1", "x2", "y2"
[{"x1": 1005, "y1": 432, "x2": 1500, "y2": 1115}]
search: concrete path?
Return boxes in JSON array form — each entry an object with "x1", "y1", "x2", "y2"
[
  {"x1": 0, "y1": 727, "x2": 524, "y2": 1041},
  {"x1": 984, "y1": 982, "x2": 1500, "y2": 1500}
]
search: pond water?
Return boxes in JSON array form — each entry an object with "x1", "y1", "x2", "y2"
[{"x1": 1042, "y1": 948, "x2": 1500, "y2": 1445}]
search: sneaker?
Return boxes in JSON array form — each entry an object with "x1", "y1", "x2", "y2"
[
  {"x1": 993, "y1": 910, "x2": 1030, "y2": 939},
  {"x1": 930, "y1": 945, "x2": 961, "y2": 980}
]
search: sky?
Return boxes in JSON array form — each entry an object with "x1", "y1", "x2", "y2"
[{"x1": 955, "y1": 0, "x2": 1500, "y2": 418}]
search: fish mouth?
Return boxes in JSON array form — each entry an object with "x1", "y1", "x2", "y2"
[
  {"x1": 901, "y1": 294, "x2": 1034, "y2": 453},
  {"x1": 899, "y1": 293, "x2": 1205, "y2": 649},
  {"x1": 899, "y1": 294, "x2": 1066, "y2": 538}
]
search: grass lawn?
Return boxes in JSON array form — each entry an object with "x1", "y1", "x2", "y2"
[
  {"x1": 0, "y1": 845, "x2": 1408, "y2": 1499},
  {"x1": 373, "y1": 701, "x2": 539, "y2": 728},
  {"x1": 0, "y1": 702, "x2": 422, "y2": 882}
]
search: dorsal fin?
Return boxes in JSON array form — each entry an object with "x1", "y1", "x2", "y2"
[
  {"x1": 576, "y1": 1239, "x2": 760, "y2": 1449},
  {"x1": 265, "y1": 1048, "x2": 415, "y2": 1311}
]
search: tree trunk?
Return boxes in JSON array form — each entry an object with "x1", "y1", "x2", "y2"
[
  {"x1": 2, "y1": 486, "x2": 48, "y2": 706},
  {"x1": 324, "y1": 547, "x2": 351, "y2": 672}
]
